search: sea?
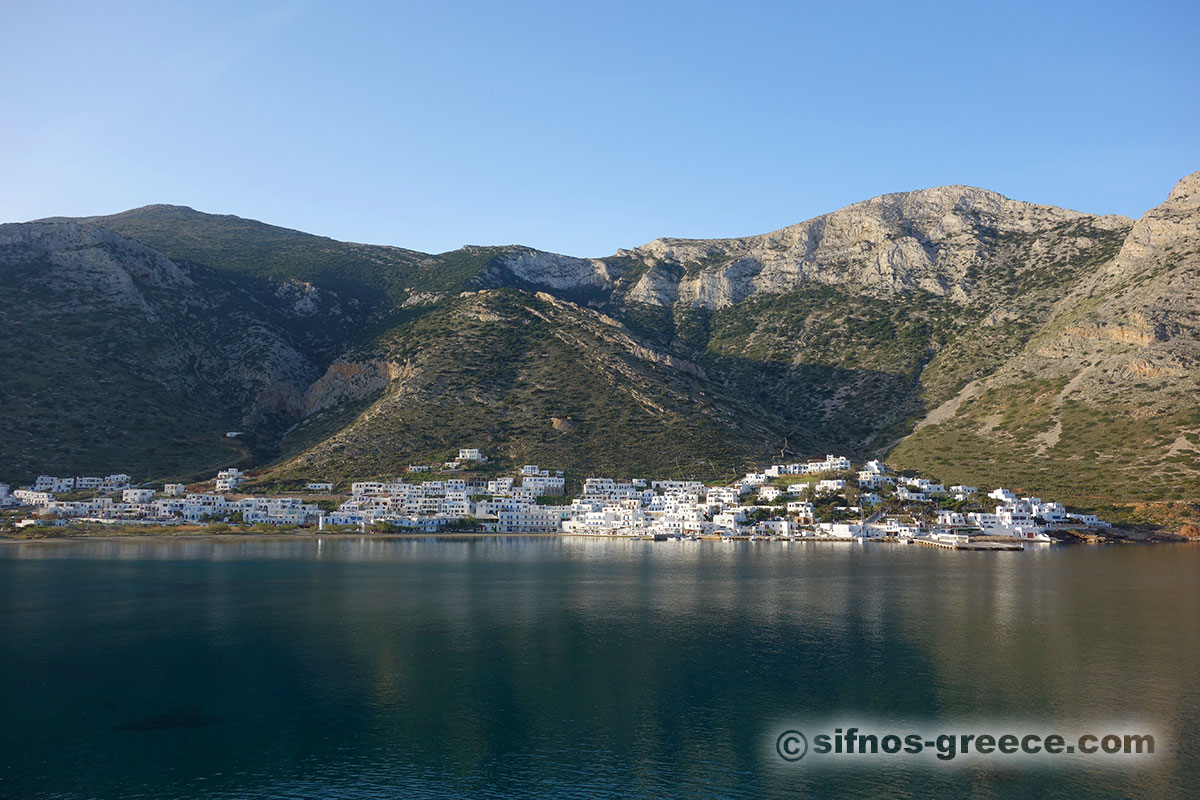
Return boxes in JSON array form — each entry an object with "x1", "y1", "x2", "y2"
[{"x1": 1, "y1": 536, "x2": 1196, "y2": 799}]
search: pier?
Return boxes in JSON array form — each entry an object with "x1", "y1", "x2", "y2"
[{"x1": 913, "y1": 537, "x2": 1025, "y2": 551}]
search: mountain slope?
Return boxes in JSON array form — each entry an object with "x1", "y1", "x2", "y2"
[
  {"x1": 50, "y1": 204, "x2": 517, "y2": 311},
  {"x1": 273, "y1": 289, "x2": 800, "y2": 482},
  {"x1": 890, "y1": 173, "x2": 1200, "y2": 502},
  {"x1": 0, "y1": 222, "x2": 345, "y2": 479}
]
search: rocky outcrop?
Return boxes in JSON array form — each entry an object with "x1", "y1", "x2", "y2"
[
  {"x1": 301, "y1": 360, "x2": 408, "y2": 415},
  {"x1": 0, "y1": 222, "x2": 195, "y2": 315},
  {"x1": 483, "y1": 248, "x2": 624, "y2": 292},
  {"x1": 607, "y1": 186, "x2": 1132, "y2": 309}
]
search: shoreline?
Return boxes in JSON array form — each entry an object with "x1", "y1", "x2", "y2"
[{"x1": 1, "y1": 529, "x2": 1193, "y2": 545}]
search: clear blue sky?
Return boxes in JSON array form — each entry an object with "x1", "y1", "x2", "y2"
[{"x1": 3, "y1": 0, "x2": 1197, "y2": 256}]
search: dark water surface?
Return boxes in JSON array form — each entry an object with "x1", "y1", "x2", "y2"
[{"x1": 0, "y1": 537, "x2": 1196, "y2": 799}]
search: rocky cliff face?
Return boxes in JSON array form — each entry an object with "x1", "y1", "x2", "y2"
[{"x1": 0, "y1": 222, "x2": 194, "y2": 306}]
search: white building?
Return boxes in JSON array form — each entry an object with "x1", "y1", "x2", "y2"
[
  {"x1": 306, "y1": 482, "x2": 334, "y2": 492},
  {"x1": 804, "y1": 455, "x2": 852, "y2": 474},
  {"x1": 786, "y1": 501, "x2": 815, "y2": 522},
  {"x1": 713, "y1": 508, "x2": 749, "y2": 529},
  {"x1": 34, "y1": 476, "x2": 75, "y2": 493},
  {"x1": 755, "y1": 519, "x2": 797, "y2": 537},
  {"x1": 102, "y1": 474, "x2": 133, "y2": 492},
  {"x1": 457, "y1": 448, "x2": 484, "y2": 462},
  {"x1": 495, "y1": 505, "x2": 564, "y2": 533},
  {"x1": 858, "y1": 471, "x2": 889, "y2": 489},
  {"x1": 707, "y1": 487, "x2": 740, "y2": 506},
  {"x1": 522, "y1": 474, "x2": 566, "y2": 496},
  {"x1": 1067, "y1": 512, "x2": 1111, "y2": 528},
  {"x1": 14, "y1": 489, "x2": 53, "y2": 506},
  {"x1": 936, "y1": 510, "x2": 968, "y2": 527},
  {"x1": 1029, "y1": 498, "x2": 1069, "y2": 523},
  {"x1": 816, "y1": 522, "x2": 871, "y2": 538},
  {"x1": 123, "y1": 488, "x2": 156, "y2": 504}
]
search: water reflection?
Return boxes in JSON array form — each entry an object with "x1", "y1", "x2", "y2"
[{"x1": 0, "y1": 538, "x2": 1196, "y2": 799}]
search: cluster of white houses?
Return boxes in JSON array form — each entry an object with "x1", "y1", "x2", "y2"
[{"x1": 3, "y1": 451, "x2": 1111, "y2": 541}]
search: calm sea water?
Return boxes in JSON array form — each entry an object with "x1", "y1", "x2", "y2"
[{"x1": 0, "y1": 537, "x2": 1196, "y2": 799}]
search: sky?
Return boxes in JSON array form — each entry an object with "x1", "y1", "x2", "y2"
[{"x1": 2, "y1": 0, "x2": 1198, "y2": 257}]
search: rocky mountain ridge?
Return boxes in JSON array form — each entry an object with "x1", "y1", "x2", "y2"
[
  {"x1": 485, "y1": 185, "x2": 1131, "y2": 310},
  {"x1": 3, "y1": 173, "x2": 1197, "y2": 508}
]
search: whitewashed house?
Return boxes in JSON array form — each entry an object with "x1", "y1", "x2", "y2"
[
  {"x1": 1067, "y1": 512, "x2": 1110, "y2": 528},
  {"x1": 805, "y1": 455, "x2": 852, "y2": 474},
  {"x1": 858, "y1": 471, "x2": 888, "y2": 489},
  {"x1": 936, "y1": 510, "x2": 968, "y2": 527},
  {"x1": 817, "y1": 522, "x2": 870, "y2": 538},
  {"x1": 102, "y1": 474, "x2": 132, "y2": 492},
  {"x1": 14, "y1": 489, "x2": 52, "y2": 506},
  {"x1": 786, "y1": 501, "x2": 815, "y2": 522},
  {"x1": 755, "y1": 519, "x2": 797, "y2": 537},
  {"x1": 1029, "y1": 498, "x2": 1069, "y2": 523},
  {"x1": 522, "y1": 475, "x2": 565, "y2": 496}
]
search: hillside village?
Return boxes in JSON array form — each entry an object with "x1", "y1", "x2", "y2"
[
  {"x1": 1, "y1": 448, "x2": 1114, "y2": 546},
  {"x1": 5, "y1": 173, "x2": 1199, "y2": 514}
]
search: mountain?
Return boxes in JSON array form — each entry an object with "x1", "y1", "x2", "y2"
[
  {"x1": 0, "y1": 221, "x2": 367, "y2": 479},
  {"x1": 890, "y1": 173, "x2": 1200, "y2": 505},
  {"x1": 4, "y1": 174, "x2": 1197, "y2": 514}
]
